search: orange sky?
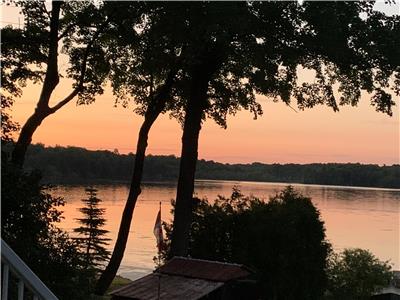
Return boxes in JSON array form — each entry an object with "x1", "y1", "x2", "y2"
[
  {"x1": 8, "y1": 79, "x2": 399, "y2": 165},
  {"x1": 2, "y1": 3, "x2": 400, "y2": 165}
]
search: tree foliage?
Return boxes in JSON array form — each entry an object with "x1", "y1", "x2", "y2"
[
  {"x1": 1, "y1": 0, "x2": 111, "y2": 104},
  {"x1": 1, "y1": 0, "x2": 116, "y2": 166},
  {"x1": 143, "y1": 1, "x2": 400, "y2": 123},
  {"x1": 74, "y1": 187, "x2": 111, "y2": 271},
  {"x1": 0, "y1": 20, "x2": 44, "y2": 142},
  {"x1": 1, "y1": 94, "x2": 20, "y2": 142},
  {"x1": 325, "y1": 248, "x2": 393, "y2": 300},
  {"x1": 1, "y1": 158, "x2": 93, "y2": 299},
  {"x1": 164, "y1": 186, "x2": 331, "y2": 299},
  {"x1": 150, "y1": 1, "x2": 400, "y2": 256},
  {"x1": 10, "y1": 143, "x2": 400, "y2": 188}
]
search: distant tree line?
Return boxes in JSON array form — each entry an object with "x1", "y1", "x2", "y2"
[{"x1": 10, "y1": 143, "x2": 400, "y2": 188}]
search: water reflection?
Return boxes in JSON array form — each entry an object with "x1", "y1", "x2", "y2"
[{"x1": 52, "y1": 180, "x2": 399, "y2": 280}]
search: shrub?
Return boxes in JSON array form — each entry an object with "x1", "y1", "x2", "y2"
[
  {"x1": 164, "y1": 186, "x2": 331, "y2": 299},
  {"x1": 1, "y1": 160, "x2": 93, "y2": 299},
  {"x1": 325, "y1": 248, "x2": 393, "y2": 300}
]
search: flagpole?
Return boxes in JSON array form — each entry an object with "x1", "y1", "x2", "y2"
[{"x1": 157, "y1": 201, "x2": 161, "y2": 300}]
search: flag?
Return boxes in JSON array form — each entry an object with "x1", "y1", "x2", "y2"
[{"x1": 153, "y1": 202, "x2": 164, "y2": 252}]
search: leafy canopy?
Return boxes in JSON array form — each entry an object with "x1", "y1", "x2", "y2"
[
  {"x1": 3, "y1": 2, "x2": 398, "y2": 131},
  {"x1": 325, "y1": 248, "x2": 393, "y2": 300},
  {"x1": 102, "y1": 1, "x2": 399, "y2": 130},
  {"x1": 0, "y1": 0, "x2": 112, "y2": 107}
]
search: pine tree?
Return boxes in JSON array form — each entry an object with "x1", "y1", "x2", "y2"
[{"x1": 74, "y1": 187, "x2": 111, "y2": 271}]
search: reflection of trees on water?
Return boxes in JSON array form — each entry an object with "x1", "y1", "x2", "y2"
[
  {"x1": 51, "y1": 182, "x2": 399, "y2": 272},
  {"x1": 53, "y1": 182, "x2": 399, "y2": 211}
]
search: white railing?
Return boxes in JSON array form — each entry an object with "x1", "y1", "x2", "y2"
[{"x1": 1, "y1": 239, "x2": 59, "y2": 300}]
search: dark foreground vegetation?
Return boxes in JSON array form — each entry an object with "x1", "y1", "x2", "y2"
[
  {"x1": 1, "y1": 155, "x2": 112, "y2": 299},
  {"x1": 162, "y1": 187, "x2": 393, "y2": 299},
  {"x1": 1, "y1": 157, "x2": 393, "y2": 299},
  {"x1": 2, "y1": 0, "x2": 399, "y2": 297},
  {"x1": 16, "y1": 143, "x2": 400, "y2": 188}
]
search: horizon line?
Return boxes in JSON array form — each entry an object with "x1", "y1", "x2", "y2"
[{"x1": 23, "y1": 142, "x2": 400, "y2": 167}]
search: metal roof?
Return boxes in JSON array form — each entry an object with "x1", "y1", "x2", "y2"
[
  {"x1": 110, "y1": 273, "x2": 224, "y2": 300},
  {"x1": 158, "y1": 257, "x2": 252, "y2": 282},
  {"x1": 110, "y1": 257, "x2": 253, "y2": 300}
]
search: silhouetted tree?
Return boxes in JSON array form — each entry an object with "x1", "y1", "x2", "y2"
[
  {"x1": 168, "y1": 1, "x2": 400, "y2": 256},
  {"x1": 94, "y1": 2, "x2": 184, "y2": 293},
  {"x1": 325, "y1": 248, "x2": 393, "y2": 300},
  {"x1": 164, "y1": 187, "x2": 331, "y2": 299},
  {"x1": 1, "y1": 158, "x2": 92, "y2": 299},
  {"x1": 2, "y1": 1, "x2": 110, "y2": 167},
  {"x1": 74, "y1": 187, "x2": 110, "y2": 271},
  {"x1": 1, "y1": 21, "x2": 39, "y2": 142}
]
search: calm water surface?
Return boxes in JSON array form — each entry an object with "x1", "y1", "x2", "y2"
[{"x1": 53, "y1": 180, "x2": 400, "y2": 280}]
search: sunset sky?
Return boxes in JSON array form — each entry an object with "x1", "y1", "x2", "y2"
[
  {"x1": 2, "y1": 3, "x2": 400, "y2": 165},
  {"x1": 9, "y1": 81, "x2": 399, "y2": 165}
]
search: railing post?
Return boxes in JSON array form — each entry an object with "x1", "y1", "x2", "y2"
[
  {"x1": 2, "y1": 263, "x2": 10, "y2": 300},
  {"x1": 18, "y1": 279, "x2": 24, "y2": 300},
  {"x1": 1, "y1": 240, "x2": 58, "y2": 300}
]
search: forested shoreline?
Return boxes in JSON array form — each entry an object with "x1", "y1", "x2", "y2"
[{"x1": 12, "y1": 144, "x2": 400, "y2": 188}]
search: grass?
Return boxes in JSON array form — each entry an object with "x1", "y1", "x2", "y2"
[
  {"x1": 109, "y1": 275, "x2": 132, "y2": 291},
  {"x1": 92, "y1": 275, "x2": 132, "y2": 300}
]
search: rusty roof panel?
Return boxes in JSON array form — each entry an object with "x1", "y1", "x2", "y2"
[
  {"x1": 110, "y1": 273, "x2": 223, "y2": 300},
  {"x1": 158, "y1": 257, "x2": 252, "y2": 282}
]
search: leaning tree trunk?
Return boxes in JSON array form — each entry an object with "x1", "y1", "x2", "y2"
[
  {"x1": 11, "y1": 109, "x2": 50, "y2": 167},
  {"x1": 95, "y1": 72, "x2": 176, "y2": 295},
  {"x1": 170, "y1": 68, "x2": 211, "y2": 257},
  {"x1": 11, "y1": 0, "x2": 61, "y2": 168},
  {"x1": 10, "y1": 0, "x2": 102, "y2": 168},
  {"x1": 94, "y1": 113, "x2": 156, "y2": 295}
]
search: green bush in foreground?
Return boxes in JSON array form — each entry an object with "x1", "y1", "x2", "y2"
[
  {"x1": 1, "y1": 159, "x2": 94, "y2": 299},
  {"x1": 325, "y1": 248, "x2": 393, "y2": 300},
  {"x1": 164, "y1": 187, "x2": 393, "y2": 299},
  {"x1": 164, "y1": 186, "x2": 331, "y2": 299}
]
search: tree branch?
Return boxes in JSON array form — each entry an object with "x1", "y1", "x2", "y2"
[
  {"x1": 49, "y1": 88, "x2": 80, "y2": 113},
  {"x1": 37, "y1": 0, "x2": 62, "y2": 110},
  {"x1": 58, "y1": 22, "x2": 77, "y2": 41},
  {"x1": 49, "y1": 20, "x2": 110, "y2": 114}
]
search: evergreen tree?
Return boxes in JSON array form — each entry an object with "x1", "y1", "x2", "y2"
[
  {"x1": 1, "y1": 159, "x2": 92, "y2": 299},
  {"x1": 74, "y1": 187, "x2": 111, "y2": 271}
]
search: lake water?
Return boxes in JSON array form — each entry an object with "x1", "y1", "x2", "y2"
[{"x1": 53, "y1": 180, "x2": 400, "y2": 280}]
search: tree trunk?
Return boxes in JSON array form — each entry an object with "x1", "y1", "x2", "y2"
[
  {"x1": 11, "y1": 109, "x2": 49, "y2": 167},
  {"x1": 11, "y1": 0, "x2": 61, "y2": 168},
  {"x1": 95, "y1": 71, "x2": 176, "y2": 295},
  {"x1": 94, "y1": 114, "x2": 155, "y2": 295},
  {"x1": 169, "y1": 43, "x2": 225, "y2": 257},
  {"x1": 170, "y1": 68, "x2": 210, "y2": 257}
]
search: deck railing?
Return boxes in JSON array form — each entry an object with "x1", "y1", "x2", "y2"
[{"x1": 1, "y1": 239, "x2": 59, "y2": 300}]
